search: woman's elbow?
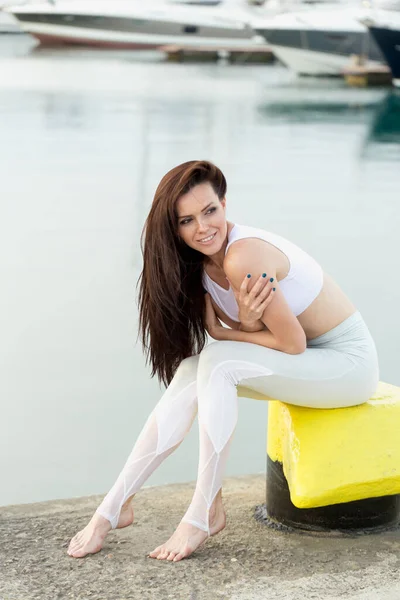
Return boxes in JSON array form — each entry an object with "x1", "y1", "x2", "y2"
[
  {"x1": 274, "y1": 327, "x2": 307, "y2": 354},
  {"x1": 286, "y1": 336, "x2": 307, "y2": 355},
  {"x1": 288, "y1": 344, "x2": 306, "y2": 355}
]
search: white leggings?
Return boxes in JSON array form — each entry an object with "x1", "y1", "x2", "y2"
[{"x1": 96, "y1": 311, "x2": 379, "y2": 534}]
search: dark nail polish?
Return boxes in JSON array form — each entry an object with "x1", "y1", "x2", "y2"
[
  {"x1": 273, "y1": 287, "x2": 276, "y2": 291},
  {"x1": 270, "y1": 277, "x2": 274, "y2": 283},
  {"x1": 262, "y1": 273, "x2": 267, "y2": 278},
  {"x1": 247, "y1": 274, "x2": 251, "y2": 278}
]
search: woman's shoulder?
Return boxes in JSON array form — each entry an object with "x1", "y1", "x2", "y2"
[
  {"x1": 224, "y1": 224, "x2": 298, "y2": 283},
  {"x1": 224, "y1": 234, "x2": 283, "y2": 275},
  {"x1": 227, "y1": 224, "x2": 317, "y2": 264},
  {"x1": 226, "y1": 223, "x2": 289, "y2": 259},
  {"x1": 227, "y1": 223, "x2": 293, "y2": 249}
]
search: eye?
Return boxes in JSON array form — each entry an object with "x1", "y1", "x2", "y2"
[{"x1": 179, "y1": 206, "x2": 217, "y2": 226}]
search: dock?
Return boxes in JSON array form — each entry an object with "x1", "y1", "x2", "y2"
[
  {"x1": 1, "y1": 473, "x2": 400, "y2": 599},
  {"x1": 343, "y1": 56, "x2": 393, "y2": 87},
  {"x1": 161, "y1": 44, "x2": 274, "y2": 64}
]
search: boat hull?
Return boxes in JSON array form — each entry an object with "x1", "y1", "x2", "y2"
[
  {"x1": 12, "y1": 11, "x2": 264, "y2": 49},
  {"x1": 368, "y1": 25, "x2": 400, "y2": 88},
  {"x1": 256, "y1": 27, "x2": 384, "y2": 75},
  {"x1": 0, "y1": 10, "x2": 22, "y2": 33}
]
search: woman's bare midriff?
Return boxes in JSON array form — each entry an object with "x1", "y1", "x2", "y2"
[{"x1": 296, "y1": 271, "x2": 357, "y2": 341}]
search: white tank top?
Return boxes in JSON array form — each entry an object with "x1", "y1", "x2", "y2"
[{"x1": 202, "y1": 224, "x2": 323, "y2": 321}]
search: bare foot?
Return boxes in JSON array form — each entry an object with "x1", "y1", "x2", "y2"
[
  {"x1": 67, "y1": 503, "x2": 134, "y2": 558},
  {"x1": 148, "y1": 505, "x2": 226, "y2": 562}
]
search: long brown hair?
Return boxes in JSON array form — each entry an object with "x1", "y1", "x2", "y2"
[{"x1": 137, "y1": 160, "x2": 227, "y2": 387}]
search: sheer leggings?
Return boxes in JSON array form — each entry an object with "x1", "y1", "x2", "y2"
[{"x1": 96, "y1": 314, "x2": 379, "y2": 535}]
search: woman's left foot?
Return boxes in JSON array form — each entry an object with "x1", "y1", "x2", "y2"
[{"x1": 148, "y1": 506, "x2": 226, "y2": 562}]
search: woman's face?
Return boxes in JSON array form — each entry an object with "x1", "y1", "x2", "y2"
[{"x1": 176, "y1": 182, "x2": 227, "y2": 255}]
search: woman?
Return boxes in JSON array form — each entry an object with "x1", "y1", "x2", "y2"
[{"x1": 67, "y1": 160, "x2": 379, "y2": 562}]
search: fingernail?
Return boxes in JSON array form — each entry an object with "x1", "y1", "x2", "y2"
[
  {"x1": 273, "y1": 287, "x2": 276, "y2": 291},
  {"x1": 262, "y1": 273, "x2": 267, "y2": 278},
  {"x1": 270, "y1": 277, "x2": 274, "y2": 282},
  {"x1": 247, "y1": 274, "x2": 251, "y2": 278}
]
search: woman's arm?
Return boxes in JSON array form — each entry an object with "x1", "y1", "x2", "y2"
[
  {"x1": 210, "y1": 297, "x2": 265, "y2": 332},
  {"x1": 222, "y1": 240, "x2": 307, "y2": 354},
  {"x1": 211, "y1": 324, "x2": 303, "y2": 354},
  {"x1": 239, "y1": 320, "x2": 266, "y2": 332}
]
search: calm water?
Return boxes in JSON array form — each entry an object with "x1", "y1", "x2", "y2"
[{"x1": 1, "y1": 35, "x2": 399, "y2": 507}]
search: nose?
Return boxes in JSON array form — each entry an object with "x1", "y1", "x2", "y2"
[{"x1": 196, "y1": 219, "x2": 209, "y2": 234}]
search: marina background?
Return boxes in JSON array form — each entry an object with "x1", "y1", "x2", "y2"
[{"x1": 0, "y1": 32, "x2": 399, "y2": 508}]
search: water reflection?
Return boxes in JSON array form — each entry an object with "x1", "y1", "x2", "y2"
[
  {"x1": 29, "y1": 42, "x2": 165, "y2": 64},
  {"x1": 258, "y1": 100, "x2": 379, "y2": 123},
  {"x1": 368, "y1": 92, "x2": 400, "y2": 144},
  {"x1": 257, "y1": 82, "x2": 385, "y2": 125},
  {"x1": 362, "y1": 92, "x2": 400, "y2": 162},
  {"x1": 44, "y1": 94, "x2": 86, "y2": 129}
]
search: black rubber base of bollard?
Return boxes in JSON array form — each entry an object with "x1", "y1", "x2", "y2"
[{"x1": 266, "y1": 456, "x2": 400, "y2": 532}]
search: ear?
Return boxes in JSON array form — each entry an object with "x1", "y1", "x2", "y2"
[{"x1": 220, "y1": 197, "x2": 227, "y2": 210}]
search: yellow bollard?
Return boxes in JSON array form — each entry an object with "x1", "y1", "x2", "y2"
[{"x1": 237, "y1": 381, "x2": 400, "y2": 531}]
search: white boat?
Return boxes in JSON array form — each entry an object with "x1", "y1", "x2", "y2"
[
  {"x1": 7, "y1": 0, "x2": 269, "y2": 49},
  {"x1": 253, "y1": 3, "x2": 385, "y2": 76}
]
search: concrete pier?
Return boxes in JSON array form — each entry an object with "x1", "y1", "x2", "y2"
[{"x1": 1, "y1": 474, "x2": 400, "y2": 600}]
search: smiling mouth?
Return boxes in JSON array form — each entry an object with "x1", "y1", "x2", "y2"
[{"x1": 198, "y1": 232, "x2": 217, "y2": 243}]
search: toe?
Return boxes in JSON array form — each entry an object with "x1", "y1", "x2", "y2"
[
  {"x1": 157, "y1": 549, "x2": 170, "y2": 560},
  {"x1": 69, "y1": 533, "x2": 81, "y2": 549},
  {"x1": 173, "y1": 553, "x2": 184, "y2": 562},
  {"x1": 70, "y1": 545, "x2": 81, "y2": 556},
  {"x1": 167, "y1": 552, "x2": 177, "y2": 561},
  {"x1": 148, "y1": 546, "x2": 162, "y2": 558},
  {"x1": 71, "y1": 536, "x2": 82, "y2": 549}
]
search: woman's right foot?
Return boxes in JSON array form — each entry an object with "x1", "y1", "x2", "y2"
[{"x1": 67, "y1": 504, "x2": 134, "y2": 558}]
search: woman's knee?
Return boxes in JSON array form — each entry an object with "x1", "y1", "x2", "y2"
[
  {"x1": 174, "y1": 354, "x2": 200, "y2": 382},
  {"x1": 198, "y1": 341, "x2": 273, "y2": 389},
  {"x1": 198, "y1": 342, "x2": 232, "y2": 378},
  {"x1": 156, "y1": 354, "x2": 199, "y2": 413}
]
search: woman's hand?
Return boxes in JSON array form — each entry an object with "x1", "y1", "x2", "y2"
[
  {"x1": 204, "y1": 293, "x2": 224, "y2": 340},
  {"x1": 228, "y1": 273, "x2": 275, "y2": 330}
]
